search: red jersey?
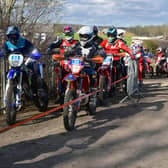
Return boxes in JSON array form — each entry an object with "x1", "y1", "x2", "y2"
[
  {"x1": 60, "y1": 39, "x2": 78, "y2": 56},
  {"x1": 100, "y1": 39, "x2": 134, "y2": 61}
]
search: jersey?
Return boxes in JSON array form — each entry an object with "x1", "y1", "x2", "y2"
[{"x1": 100, "y1": 39, "x2": 134, "y2": 61}]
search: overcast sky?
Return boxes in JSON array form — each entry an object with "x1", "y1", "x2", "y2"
[{"x1": 60, "y1": 0, "x2": 168, "y2": 27}]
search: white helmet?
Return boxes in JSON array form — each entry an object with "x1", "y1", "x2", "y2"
[
  {"x1": 117, "y1": 29, "x2": 126, "y2": 38},
  {"x1": 78, "y1": 26, "x2": 93, "y2": 46},
  {"x1": 156, "y1": 47, "x2": 162, "y2": 52}
]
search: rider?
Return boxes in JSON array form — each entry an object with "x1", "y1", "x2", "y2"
[
  {"x1": 47, "y1": 26, "x2": 79, "y2": 56},
  {"x1": 100, "y1": 26, "x2": 135, "y2": 60},
  {"x1": 0, "y1": 26, "x2": 41, "y2": 110},
  {"x1": 47, "y1": 26, "x2": 79, "y2": 103},
  {"x1": 92, "y1": 25, "x2": 103, "y2": 47},
  {"x1": 156, "y1": 47, "x2": 167, "y2": 76},
  {"x1": 77, "y1": 25, "x2": 106, "y2": 90},
  {"x1": 137, "y1": 44, "x2": 145, "y2": 87},
  {"x1": 0, "y1": 26, "x2": 37, "y2": 56},
  {"x1": 100, "y1": 26, "x2": 135, "y2": 91},
  {"x1": 156, "y1": 47, "x2": 165, "y2": 65}
]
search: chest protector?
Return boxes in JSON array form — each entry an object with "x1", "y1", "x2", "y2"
[
  {"x1": 60, "y1": 39, "x2": 77, "y2": 56},
  {"x1": 6, "y1": 38, "x2": 26, "y2": 52}
]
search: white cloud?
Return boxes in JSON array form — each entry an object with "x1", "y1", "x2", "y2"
[{"x1": 61, "y1": 0, "x2": 168, "y2": 26}]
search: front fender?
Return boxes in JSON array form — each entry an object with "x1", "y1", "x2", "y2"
[
  {"x1": 7, "y1": 69, "x2": 20, "y2": 79},
  {"x1": 63, "y1": 74, "x2": 77, "y2": 82}
]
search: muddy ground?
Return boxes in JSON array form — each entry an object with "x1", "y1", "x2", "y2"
[{"x1": 0, "y1": 78, "x2": 168, "y2": 168}]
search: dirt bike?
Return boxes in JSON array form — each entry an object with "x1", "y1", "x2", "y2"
[
  {"x1": 97, "y1": 54, "x2": 113, "y2": 104},
  {"x1": 52, "y1": 56, "x2": 69, "y2": 104},
  {"x1": 156, "y1": 57, "x2": 168, "y2": 77},
  {"x1": 143, "y1": 56, "x2": 154, "y2": 78},
  {"x1": 4, "y1": 50, "x2": 48, "y2": 125},
  {"x1": 112, "y1": 53, "x2": 128, "y2": 94},
  {"x1": 53, "y1": 54, "x2": 103, "y2": 131}
]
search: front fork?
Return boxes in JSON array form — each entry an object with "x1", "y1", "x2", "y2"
[
  {"x1": 39, "y1": 63, "x2": 44, "y2": 79},
  {"x1": 16, "y1": 72, "x2": 23, "y2": 106},
  {"x1": 66, "y1": 78, "x2": 82, "y2": 110},
  {"x1": 4, "y1": 71, "x2": 23, "y2": 108}
]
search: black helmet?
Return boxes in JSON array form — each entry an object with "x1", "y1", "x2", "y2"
[
  {"x1": 106, "y1": 26, "x2": 117, "y2": 43},
  {"x1": 93, "y1": 25, "x2": 98, "y2": 35},
  {"x1": 6, "y1": 26, "x2": 20, "y2": 44}
]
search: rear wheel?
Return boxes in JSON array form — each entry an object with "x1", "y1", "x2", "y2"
[
  {"x1": 5, "y1": 80, "x2": 16, "y2": 125},
  {"x1": 156, "y1": 65, "x2": 160, "y2": 77},
  {"x1": 34, "y1": 77, "x2": 48, "y2": 112},
  {"x1": 150, "y1": 66, "x2": 154, "y2": 78},
  {"x1": 98, "y1": 75, "x2": 107, "y2": 105},
  {"x1": 87, "y1": 89, "x2": 97, "y2": 115},
  {"x1": 142, "y1": 66, "x2": 146, "y2": 78},
  {"x1": 63, "y1": 89, "x2": 77, "y2": 131}
]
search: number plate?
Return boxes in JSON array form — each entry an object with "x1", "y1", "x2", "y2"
[{"x1": 8, "y1": 54, "x2": 24, "y2": 67}]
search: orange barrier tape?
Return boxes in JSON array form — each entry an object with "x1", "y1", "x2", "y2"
[
  {"x1": 111, "y1": 75, "x2": 129, "y2": 85},
  {"x1": 0, "y1": 75, "x2": 129, "y2": 133},
  {"x1": 0, "y1": 89, "x2": 100, "y2": 133}
]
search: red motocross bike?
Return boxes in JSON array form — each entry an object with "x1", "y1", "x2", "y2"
[
  {"x1": 97, "y1": 54, "x2": 113, "y2": 104},
  {"x1": 143, "y1": 56, "x2": 154, "y2": 78},
  {"x1": 156, "y1": 56, "x2": 168, "y2": 77},
  {"x1": 53, "y1": 56, "x2": 69, "y2": 104},
  {"x1": 53, "y1": 54, "x2": 103, "y2": 131}
]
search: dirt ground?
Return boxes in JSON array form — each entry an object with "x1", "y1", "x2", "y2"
[{"x1": 0, "y1": 78, "x2": 168, "y2": 168}]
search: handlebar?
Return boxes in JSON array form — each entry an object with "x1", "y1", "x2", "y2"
[{"x1": 52, "y1": 54, "x2": 104, "y2": 64}]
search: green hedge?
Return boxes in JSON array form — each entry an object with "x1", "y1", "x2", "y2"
[{"x1": 143, "y1": 40, "x2": 159, "y2": 53}]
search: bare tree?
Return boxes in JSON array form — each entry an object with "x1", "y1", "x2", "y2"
[
  {"x1": 0, "y1": 0, "x2": 17, "y2": 29},
  {"x1": 0, "y1": 0, "x2": 66, "y2": 36},
  {"x1": 0, "y1": 0, "x2": 67, "y2": 99}
]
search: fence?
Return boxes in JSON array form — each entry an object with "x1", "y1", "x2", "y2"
[
  {"x1": 127, "y1": 59, "x2": 139, "y2": 96},
  {"x1": 0, "y1": 57, "x2": 6, "y2": 108}
]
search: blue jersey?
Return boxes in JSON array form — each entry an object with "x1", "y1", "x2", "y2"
[{"x1": 0, "y1": 37, "x2": 34, "y2": 57}]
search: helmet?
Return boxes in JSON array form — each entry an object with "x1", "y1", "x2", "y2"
[
  {"x1": 144, "y1": 47, "x2": 149, "y2": 52},
  {"x1": 63, "y1": 26, "x2": 74, "y2": 42},
  {"x1": 117, "y1": 29, "x2": 126, "y2": 38},
  {"x1": 156, "y1": 47, "x2": 162, "y2": 54},
  {"x1": 93, "y1": 25, "x2": 98, "y2": 36},
  {"x1": 106, "y1": 26, "x2": 117, "y2": 43},
  {"x1": 156, "y1": 47, "x2": 163, "y2": 54},
  {"x1": 6, "y1": 26, "x2": 20, "y2": 45},
  {"x1": 131, "y1": 44, "x2": 141, "y2": 55},
  {"x1": 78, "y1": 26, "x2": 93, "y2": 47}
]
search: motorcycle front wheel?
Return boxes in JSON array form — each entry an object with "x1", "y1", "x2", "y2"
[
  {"x1": 98, "y1": 75, "x2": 107, "y2": 105},
  {"x1": 5, "y1": 80, "x2": 17, "y2": 125},
  {"x1": 87, "y1": 89, "x2": 97, "y2": 115},
  {"x1": 63, "y1": 89, "x2": 77, "y2": 131}
]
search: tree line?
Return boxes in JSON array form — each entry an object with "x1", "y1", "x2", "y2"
[{"x1": 126, "y1": 25, "x2": 168, "y2": 38}]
